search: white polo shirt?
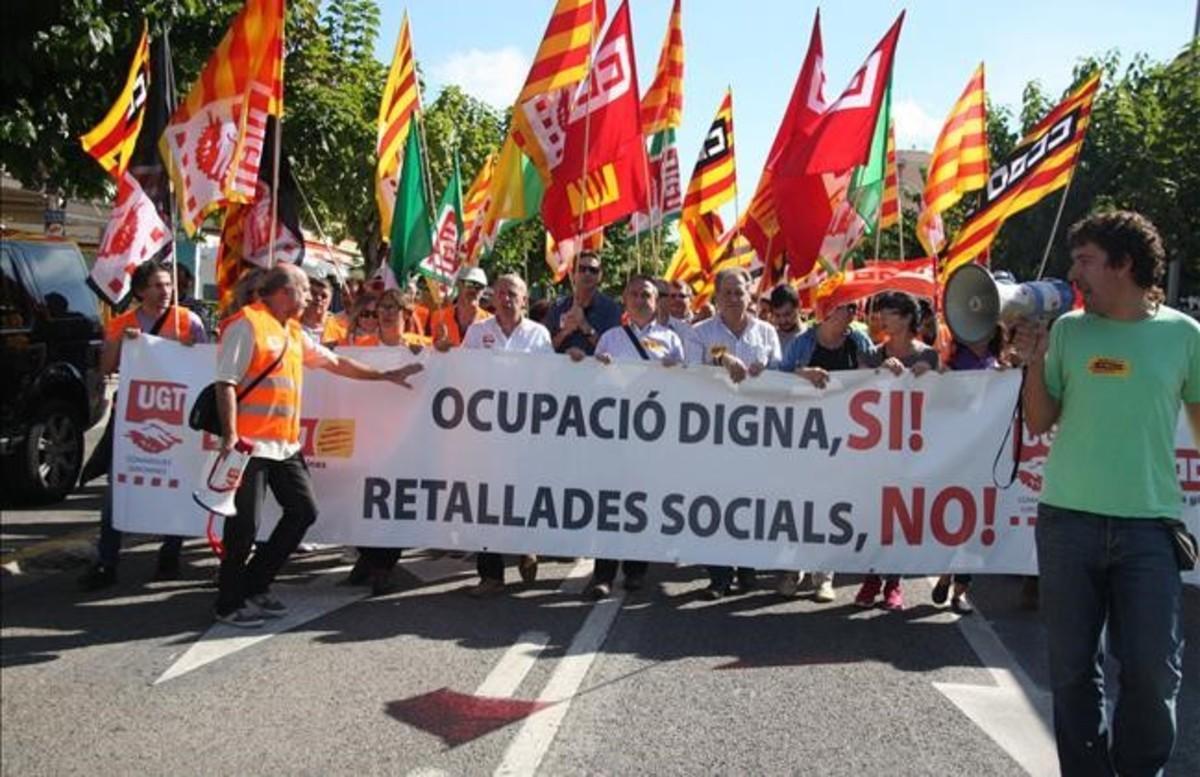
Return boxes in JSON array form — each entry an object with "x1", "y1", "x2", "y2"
[
  {"x1": 666, "y1": 316, "x2": 702, "y2": 363},
  {"x1": 689, "y1": 315, "x2": 781, "y2": 369},
  {"x1": 462, "y1": 316, "x2": 553, "y2": 353},
  {"x1": 595, "y1": 320, "x2": 685, "y2": 363}
]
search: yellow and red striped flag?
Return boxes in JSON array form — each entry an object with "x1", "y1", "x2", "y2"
[
  {"x1": 682, "y1": 89, "x2": 735, "y2": 220},
  {"x1": 546, "y1": 229, "x2": 604, "y2": 283},
  {"x1": 80, "y1": 22, "x2": 150, "y2": 179},
  {"x1": 510, "y1": 0, "x2": 607, "y2": 182},
  {"x1": 640, "y1": 0, "x2": 683, "y2": 135},
  {"x1": 941, "y1": 72, "x2": 1100, "y2": 279},
  {"x1": 879, "y1": 119, "x2": 900, "y2": 230},
  {"x1": 457, "y1": 151, "x2": 496, "y2": 265},
  {"x1": 375, "y1": 12, "x2": 421, "y2": 238},
  {"x1": 160, "y1": 0, "x2": 284, "y2": 236},
  {"x1": 917, "y1": 64, "x2": 988, "y2": 255}
]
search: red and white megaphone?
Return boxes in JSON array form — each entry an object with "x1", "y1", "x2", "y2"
[{"x1": 193, "y1": 439, "x2": 254, "y2": 517}]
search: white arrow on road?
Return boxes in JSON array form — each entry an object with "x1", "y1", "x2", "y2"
[
  {"x1": 154, "y1": 555, "x2": 474, "y2": 685},
  {"x1": 933, "y1": 593, "x2": 1058, "y2": 777}
]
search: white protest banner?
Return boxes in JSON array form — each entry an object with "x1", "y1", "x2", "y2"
[{"x1": 113, "y1": 336, "x2": 1200, "y2": 584}]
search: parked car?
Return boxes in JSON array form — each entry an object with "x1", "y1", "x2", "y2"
[{"x1": 0, "y1": 231, "x2": 105, "y2": 503}]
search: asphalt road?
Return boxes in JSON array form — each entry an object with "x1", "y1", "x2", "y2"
[{"x1": 2, "y1": 498, "x2": 1198, "y2": 777}]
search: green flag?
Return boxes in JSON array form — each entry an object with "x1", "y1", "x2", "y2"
[
  {"x1": 389, "y1": 126, "x2": 433, "y2": 285},
  {"x1": 417, "y1": 154, "x2": 465, "y2": 285},
  {"x1": 850, "y1": 82, "x2": 892, "y2": 237}
]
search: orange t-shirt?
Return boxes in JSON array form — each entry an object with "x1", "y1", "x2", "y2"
[{"x1": 428, "y1": 304, "x2": 491, "y2": 347}]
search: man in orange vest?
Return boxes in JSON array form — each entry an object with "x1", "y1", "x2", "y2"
[
  {"x1": 299, "y1": 272, "x2": 347, "y2": 346},
  {"x1": 212, "y1": 264, "x2": 422, "y2": 627},
  {"x1": 430, "y1": 265, "x2": 492, "y2": 351},
  {"x1": 79, "y1": 260, "x2": 208, "y2": 592}
]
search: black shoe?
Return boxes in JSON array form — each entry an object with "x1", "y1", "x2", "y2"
[
  {"x1": 701, "y1": 583, "x2": 729, "y2": 601},
  {"x1": 343, "y1": 556, "x2": 370, "y2": 587},
  {"x1": 931, "y1": 576, "x2": 951, "y2": 606},
  {"x1": 370, "y1": 570, "x2": 399, "y2": 597},
  {"x1": 587, "y1": 581, "x2": 612, "y2": 601},
  {"x1": 153, "y1": 555, "x2": 181, "y2": 582},
  {"x1": 735, "y1": 572, "x2": 758, "y2": 594},
  {"x1": 78, "y1": 564, "x2": 117, "y2": 592}
]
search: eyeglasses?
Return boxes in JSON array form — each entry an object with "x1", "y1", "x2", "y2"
[
  {"x1": 577, "y1": 265, "x2": 602, "y2": 275},
  {"x1": 461, "y1": 281, "x2": 485, "y2": 290},
  {"x1": 378, "y1": 305, "x2": 399, "y2": 313},
  {"x1": 359, "y1": 310, "x2": 378, "y2": 319}
]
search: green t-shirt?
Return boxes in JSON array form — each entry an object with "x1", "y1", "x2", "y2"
[{"x1": 1042, "y1": 305, "x2": 1200, "y2": 519}]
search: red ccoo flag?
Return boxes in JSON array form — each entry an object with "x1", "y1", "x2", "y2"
[{"x1": 541, "y1": 1, "x2": 649, "y2": 242}]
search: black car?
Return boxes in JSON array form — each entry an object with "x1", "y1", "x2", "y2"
[{"x1": 0, "y1": 232, "x2": 105, "y2": 503}]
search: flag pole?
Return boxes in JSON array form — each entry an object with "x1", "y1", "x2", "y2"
[
  {"x1": 572, "y1": 0, "x2": 599, "y2": 281},
  {"x1": 730, "y1": 87, "x2": 742, "y2": 248},
  {"x1": 267, "y1": 114, "x2": 283, "y2": 269},
  {"x1": 160, "y1": 24, "x2": 183, "y2": 336},
  {"x1": 1034, "y1": 171, "x2": 1075, "y2": 280}
]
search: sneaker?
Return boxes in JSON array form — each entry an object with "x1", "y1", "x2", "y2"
[
  {"x1": 814, "y1": 579, "x2": 837, "y2": 603},
  {"x1": 882, "y1": 581, "x2": 904, "y2": 611},
  {"x1": 587, "y1": 581, "x2": 612, "y2": 601},
  {"x1": 517, "y1": 554, "x2": 539, "y2": 584},
  {"x1": 776, "y1": 571, "x2": 800, "y2": 597},
  {"x1": 77, "y1": 564, "x2": 117, "y2": 592},
  {"x1": 622, "y1": 575, "x2": 645, "y2": 592},
  {"x1": 855, "y1": 576, "x2": 882, "y2": 608},
  {"x1": 467, "y1": 578, "x2": 506, "y2": 598},
  {"x1": 215, "y1": 608, "x2": 265, "y2": 629},
  {"x1": 951, "y1": 587, "x2": 974, "y2": 615},
  {"x1": 701, "y1": 583, "x2": 730, "y2": 601},
  {"x1": 247, "y1": 593, "x2": 288, "y2": 618},
  {"x1": 931, "y1": 575, "x2": 952, "y2": 606}
]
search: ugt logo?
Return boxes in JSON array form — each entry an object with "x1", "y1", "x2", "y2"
[{"x1": 124, "y1": 380, "x2": 186, "y2": 454}]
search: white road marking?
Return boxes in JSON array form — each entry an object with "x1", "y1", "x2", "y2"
[
  {"x1": 930, "y1": 579, "x2": 1058, "y2": 777},
  {"x1": 494, "y1": 587, "x2": 626, "y2": 776},
  {"x1": 476, "y1": 631, "x2": 551, "y2": 699}
]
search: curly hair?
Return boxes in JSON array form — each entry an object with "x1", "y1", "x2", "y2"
[{"x1": 1067, "y1": 210, "x2": 1166, "y2": 290}]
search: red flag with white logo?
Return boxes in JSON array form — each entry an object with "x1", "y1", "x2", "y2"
[
  {"x1": 541, "y1": 1, "x2": 649, "y2": 242},
  {"x1": 88, "y1": 172, "x2": 171, "y2": 305}
]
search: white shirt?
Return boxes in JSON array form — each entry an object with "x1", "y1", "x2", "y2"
[
  {"x1": 216, "y1": 318, "x2": 338, "y2": 460},
  {"x1": 595, "y1": 320, "x2": 685, "y2": 363},
  {"x1": 666, "y1": 316, "x2": 702, "y2": 363},
  {"x1": 462, "y1": 316, "x2": 553, "y2": 353},
  {"x1": 689, "y1": 315, "x2": 782, "y2": 369}
]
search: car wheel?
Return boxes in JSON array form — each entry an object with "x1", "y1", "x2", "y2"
[{"x1": 18, "y1": 400, "x2": 84, "y2": 503}]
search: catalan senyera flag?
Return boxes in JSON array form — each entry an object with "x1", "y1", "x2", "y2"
[
  {"x1": 547, "y1": 229, "x2": 604, "y2": 282},
  {"x1": 941, "y1": 72, "x2": 1100, "y2": 279},
  {"x1": 880, "y1": 120, "x2": 900, "y2": 230},
  {"x1": 375, "y1": 12, "x2": 421, "y2": 238},
  {"x1": 81, "y1": 22, "x2": 150, "y2": 179},
  {"x1": 457, "y1": 151, "x2": 495, "y2": 265},
  {"x1": 510, "y1": 0, "x2": 607, "y2": 182},
  {"x1": 160, "y1": 0, "x2": 284, "y2": 236},
  {"x1": 639, "y1": 0, "x2": 683, "y2": 136},
  {"x1": 917, "y1": 64, "x2": 988, "y2": 256},
  {"x1": 683, "y1": 89, "x2": 736, "y2": 220}
]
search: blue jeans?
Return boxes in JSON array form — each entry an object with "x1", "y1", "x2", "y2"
[{"x1": 1035, "y1": 504, "x2": 1184, "y2": 777}]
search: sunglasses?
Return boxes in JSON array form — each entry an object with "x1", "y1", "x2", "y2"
[
  {"x1": 359, "y1": 310, "x2": 379, "y2": 319},
  {"x1": 461, "y1": 281, "x2": 485, "y2": 290},
  {"x1": 577, "y1": 265, "x2": 602, "y2": 275}
]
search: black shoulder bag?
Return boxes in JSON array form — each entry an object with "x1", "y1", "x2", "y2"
[
  {"x1": 622, "y1": 324, "x2": 652, "y2": 361},
  {"x1": 189, "y1": 335, "x2": 289, "y2": 435}
]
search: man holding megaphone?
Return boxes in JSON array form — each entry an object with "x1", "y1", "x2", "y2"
[
  {"x1": 209, "y1": 264, "x2": 423, "y2": 629},
  {"x1": 1011, "y1": 211, "x2": 1200, "y2": 777}
]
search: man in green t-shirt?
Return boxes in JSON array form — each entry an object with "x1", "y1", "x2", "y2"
[{"x1": 1014, "y1": 211, "x2": 1199, "y2": 777}]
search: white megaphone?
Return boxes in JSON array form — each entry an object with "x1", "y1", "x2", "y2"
[
  {"x1": 944, "y1": 264, "x2": 1075, "y2": 344},
  {"x1": 193, "y1": 439, "x2": 254, "y2": 517}
]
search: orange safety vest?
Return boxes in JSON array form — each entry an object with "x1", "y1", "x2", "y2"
[
  {"x1": 105, "y1": 305, "x2": 195, "y2": 344},
  {"x1": 428, "y1": 304, "x2": 491, "y2": 347},
  {"x1": 321, "y1": 314, "x2": 348, "y2": 345},
  {"x1": 227, "y1": 302, "x2": 304, "y2": 444}
]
